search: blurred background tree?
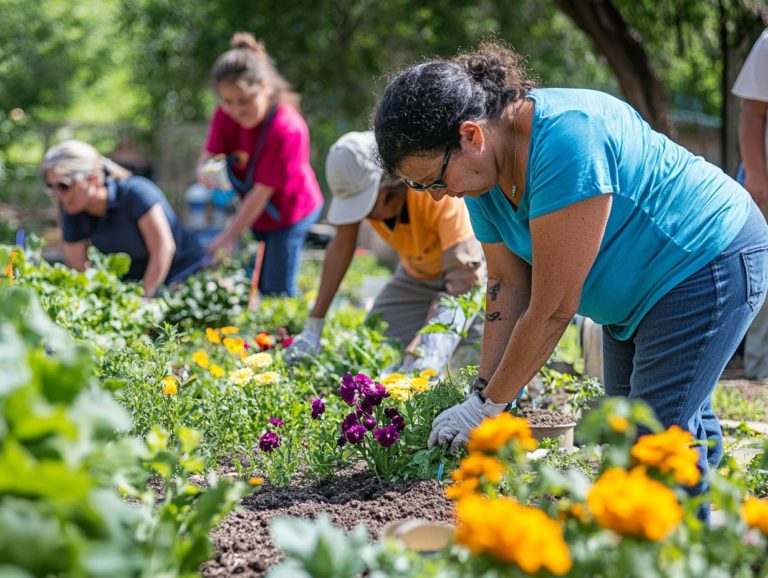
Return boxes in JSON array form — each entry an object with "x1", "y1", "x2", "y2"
[{"x1": 0, "y1": 0, "x2": 766, "y2": 230}]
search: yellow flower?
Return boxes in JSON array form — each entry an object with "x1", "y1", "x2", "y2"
[
  {"x1": 243, "y1": 352, "x2": 272, "y2": 370},
  {"x1": 223, "y1": 337, "x2": 245, "y2": 355},
  {"x1": 229, "y1": 367, "x2": 254, "y2": 385},
  {"x1": 209, "y1": 364, "x2": 225, "y2": 377},
  {"x1": 419, "y1": 368, "x2": 438, "y2": 379},
  {"x1": 467, "y1": 413, "x2": 537, "y2": 453},
  {"x1": 385, "y1": 382, "x2": 412, "y2": 401},
  {"x1": 587, "y1": 467, "x2": 682, "y2": 541},
  {"x1": 631, "y1": 425, "x2": 701, "y2": 486},
  {"x1": 220, "y1": 326, "x2": 239, "y2": 335},
  {"x1": 252, "y1": 371, "x2": 280, "y2": 386},
  {"x1": 248, "y1": 476, "x2": 265, "y2": 487},
  {"x1": 409, "y1": 376, "x2": 430, "y2": 393},
  {"x1": 455, "y1": 494, "x2": 572, "y2": 575},
  {"x1": 161, "y1": 376, "x2": 178, "y2": 395},
  {"x1": 381, "y1": 373, "x2": 407, "y2": 385},
  {"x1": 608, "y1": 415, "x2": 629, "y2": 433},
  {"x1": 192, "y1": 350, "x2": 209, "y2": 368},
  {"x1": 742, "y1": 496, "x2": 768, "y2": 533},
  {"x1": 206, "y1": 327, "x2": 221, "y2": 344}
]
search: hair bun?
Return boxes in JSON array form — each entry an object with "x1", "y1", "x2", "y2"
[
  {"x1": 230, "y1": 32, "x2": 266, "y2": 55},
  {"x1": 465, "y1": 55, "x2": 507, "y2": 90}
]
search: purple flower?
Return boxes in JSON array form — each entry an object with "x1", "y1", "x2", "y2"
[
  {"x1": 384, "y1": 407, "x2": 399, "y2": 419},
  {"x1": 338, "y1": 373, "x2": 358, "y2": 405},
  {"x1": 337, "y1": 434, "x2": 347, "y2": 447},
  {"x1": 373, "y1": 424, "x2": 400, "y2": 448},
  {"x1": 268, "y1": 417, "x2": 284, "y2": 427},
  {"x1": 362, "y1": 414, "x2": 378, "y2": 431},
  {"x1": 391, "y1": 414, "x2": 406, "y2": 431},
  {"x1": 259, "y1": 431, "x2": 281, "y2": 452},
  {"x1": 310, "y1": 398, "x2": 325, "y2": 419},
  {"x1": 345, "y1": 424, "x2": 368, "y2": 444},
  {"x1": 342, "y1": 412, "x2": 359, "y2": 431}
]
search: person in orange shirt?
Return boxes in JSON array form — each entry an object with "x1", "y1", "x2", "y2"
[{"x1": 287, "y1": 131, "x2": 486, "y2": 374}]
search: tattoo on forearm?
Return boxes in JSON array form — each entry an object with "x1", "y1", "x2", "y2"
[
  {"x1": 488, "y1": 282, "x2": 500, "y2": 302},
  {"x1": 485, "y1": 311, "x2": 502, "y2": 322}
]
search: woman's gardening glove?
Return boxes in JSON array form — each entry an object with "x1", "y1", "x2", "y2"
[
  {"x1": 284, "y1": 317, "x2": 324, "y2": 363},
  {"x1": 428, "y1": 391, "x2": 510, "y2": 453}
]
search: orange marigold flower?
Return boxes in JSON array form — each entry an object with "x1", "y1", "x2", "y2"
[
  {"x1": 248, "y1": 477, "x2": 265, "y2": 487},
  {"x1": 467, "y1": 413, "x2": 537, "y2": 453},
  {"x1": 453, "y1": 452, "x2": 506, "y2": 484},
  {"x1": 206, "y1": 327, "x2": 221, "y2": 344},
  {"x1": 455, "y1": 494, "x2": 572, "y2": 575},
  {"x1": 742, "y1": 497, "x2": 768, "y2": 533},
  {"x1": 445, "y1": 477, "x2": 480, "y2": 501},
  {"x1": 587, "y1": 467, "x2": 682, "y2": 541},
  {"x1": 255, "y1": 332, "x2": 274, "y2": 349},
  {"x1": 220, "y1": 326, "x2": 239, "y2": 335},
  {"x1": 631, "y1": 425, "x2": 701, "y2": 486}
]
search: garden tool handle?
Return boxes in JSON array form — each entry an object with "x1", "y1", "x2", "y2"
[{"x1": 248, "y1": 241, "x2": 266, "y2": 311}]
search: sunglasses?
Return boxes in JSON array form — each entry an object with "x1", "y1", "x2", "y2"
[
  {"x1": 45, "y1": 180, "x2": 73, "y2": 194},
  {"x1": 403, "y1": 146, "x2": 453, "y2": 192}
]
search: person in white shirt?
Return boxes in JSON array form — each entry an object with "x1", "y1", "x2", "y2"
[{"x1": 733, "y1": 28, "x2": 768, "y2": 379}]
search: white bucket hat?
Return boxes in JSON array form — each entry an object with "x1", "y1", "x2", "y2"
[{"x1": 325, "y1": 131, "x2": 383, "y2": 225}]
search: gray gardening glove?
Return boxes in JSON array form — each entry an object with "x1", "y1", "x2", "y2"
[
  {"x1": 285, "y1": 317, "x2": 324, "y2": 364},
  {"x1": 428, "y1": 392, "x2": 509, "y2": 453}
]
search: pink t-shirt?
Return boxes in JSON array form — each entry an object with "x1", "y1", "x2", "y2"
[{"x1": 204, "y1": 103, "x2": 323, "y2": 232}]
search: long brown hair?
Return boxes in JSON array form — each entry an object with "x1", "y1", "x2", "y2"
[{"x1": 212, "y1": 32, "x2": 300, "y2": 109}]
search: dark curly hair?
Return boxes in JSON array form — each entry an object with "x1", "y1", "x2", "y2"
[{"x1": 373, "y1": 41, "x2": 537, "y2": 174}]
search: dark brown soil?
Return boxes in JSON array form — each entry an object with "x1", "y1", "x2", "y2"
[{"x1": 201, "y1": 466, "x2": 453, "y2": 577}]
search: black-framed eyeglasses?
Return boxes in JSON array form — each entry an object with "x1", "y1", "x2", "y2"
[{"x1": 404, "y1": 146, "x2": 453, "y2": 192}]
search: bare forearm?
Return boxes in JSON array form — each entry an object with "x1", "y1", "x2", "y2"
[
  {"x1": 310, "y1": 233, "x2": 357, "y2": 319},
  {"x1": 740, "y1": 105, "x2": 768, "y2": 180},
  {"x1": 143, "y1": 248, "x2": 174, "y2": 297},
  {"x1": 477, "y1": 278, "x2": 529, "y2": 381},
  {"x1": 483, "y1": 307, "x2": 572, "y2": 404},
  {"x1": 226, "y1": 188, "x2": 270, "y2": 239}
]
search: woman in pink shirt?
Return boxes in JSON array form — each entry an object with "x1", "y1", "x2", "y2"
[{"x1": 197, "y1": 32, "x2": 323, "y2": 296}]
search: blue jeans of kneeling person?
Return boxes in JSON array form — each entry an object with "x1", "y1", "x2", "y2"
[
  {"x1": 251, "y1": 207, "x2": 321, "y2": 297},
  {"x1": 602, "y1": 204, "x2": 768, "y2": 521}
]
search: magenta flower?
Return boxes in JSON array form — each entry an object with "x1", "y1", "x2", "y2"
[
  {"x1": 310, "y1": 398, "x2": 325, "y2": 419},
  {"x1": 259, "y1": 431, "x2": 281, "y2": 452},
  {"x1": 391, "y1": 414, "x2": 406, "y2": 431},
  {"x1": 268, "y1": 417, "x2": 284, "y2": 427},
  {"x1": 337, "y1": 434, "x2": 347, "y2": 447},
  {"x1": 345, "y1": 424, "x2": 368, "y2": 444},
  {"x1": 362, "y1": 414, "x2": 378, "y2": 431},
  {"x1": 373, "y1": 424, "x2": 400, "y2": 448},
  {"x1": 342, "y1": 412, "x2": 359, "y2": 431},
  {"x1": 384, "y1": 407, "x2": 399, "y2": 418}
]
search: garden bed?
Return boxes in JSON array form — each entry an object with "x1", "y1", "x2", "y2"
[{"x1": 202, "y1": 468, "x2": 452, "y2": 577}]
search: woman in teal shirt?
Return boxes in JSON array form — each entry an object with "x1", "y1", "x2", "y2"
[{"x1": 373, "y1": 41, "x2": 768, "y2": 514}]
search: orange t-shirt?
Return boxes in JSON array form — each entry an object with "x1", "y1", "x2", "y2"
[{"x1": 368, "y1": 189, "x2": 475, "y2": 280}]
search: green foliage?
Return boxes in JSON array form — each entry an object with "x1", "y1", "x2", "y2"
[
  {"x1": 0, "y1": 286, "x2": 251, "y2": 577},
  {"x1": 713, "y1": 384, "x2": 768, "y2": 422},
  {"x1": 267, "y1": 514, "x2": 369, "y2": 578}
]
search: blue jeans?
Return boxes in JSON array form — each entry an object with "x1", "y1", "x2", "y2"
[
  {"x1": 252, "y1": 207, "x2": 321, "y2": 297},
  {"x1": 602, "y1": 204, "x2": 768, "y2": 515}
]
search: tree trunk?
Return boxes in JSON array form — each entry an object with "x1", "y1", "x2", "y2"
[{"x1": 556, "y1": 0, "x2": 674, "y2": 135}]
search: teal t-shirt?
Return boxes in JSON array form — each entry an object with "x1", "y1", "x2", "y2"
[{"x1": 465, "y1": 88, "x2": 752, "y2": 340}]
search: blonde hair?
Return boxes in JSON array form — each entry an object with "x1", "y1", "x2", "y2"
[
  {"x1": 212, "y1": 32, "x2": 300, "y2": 108},
  {"x1": 42, "y1": 140, "x2": 132, "y2": 182}
]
